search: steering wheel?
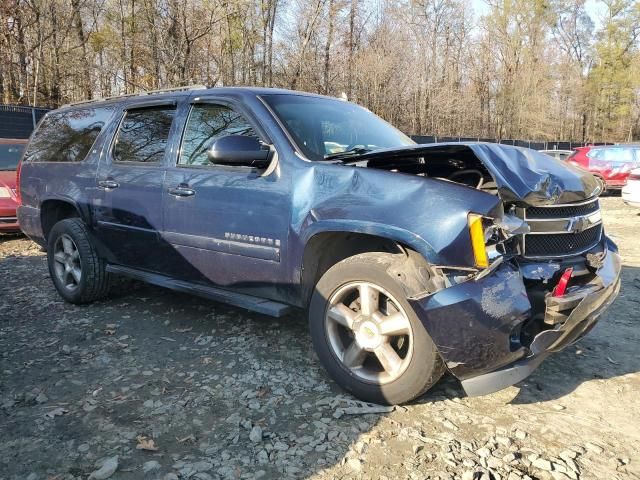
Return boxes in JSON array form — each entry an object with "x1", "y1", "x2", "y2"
[{"x1": 342, "y1": 143, "x2": 368, "y2": 153}]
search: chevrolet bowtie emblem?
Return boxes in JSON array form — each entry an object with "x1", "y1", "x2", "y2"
[{"x1": 566, "y1": 211, "x2": 601, "y2": 233}]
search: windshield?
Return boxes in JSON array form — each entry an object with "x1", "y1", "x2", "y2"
[
  {"x1": 261, "y1": 94, "x2": 414, "y2": 161},
  {"x1": 0, "y1": 143, "x2": 25, "y2": 171}
]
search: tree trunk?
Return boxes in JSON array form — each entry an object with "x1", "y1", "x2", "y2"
[
  {"x1": 323, "y1": 0, "x2": 334, "y2": 95},
  {"x1": 71, "y1": 0, "x2": 92, "y2": 99}
]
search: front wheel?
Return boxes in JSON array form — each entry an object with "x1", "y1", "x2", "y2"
[{"x1": 309, "y1": 252, "x2": 445, "y2": 405}]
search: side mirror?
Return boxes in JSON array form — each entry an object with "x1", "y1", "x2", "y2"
[{"x1": 207, "y1": 135, "x2": 271, "y2": 168}]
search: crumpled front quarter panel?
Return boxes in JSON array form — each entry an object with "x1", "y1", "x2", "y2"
[{"x1": 293, "y1": 163, "x2": 502, "y2": 268}]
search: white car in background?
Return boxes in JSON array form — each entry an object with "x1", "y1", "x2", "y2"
[
  {"x1": 622, "y1": 168, "x2": 640, "y2": 207},
  {"x1": 538, "y1": 149, "x2": 574, "y2": 162}
]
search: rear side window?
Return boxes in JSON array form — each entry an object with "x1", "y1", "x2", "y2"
[
  {"x1": 179, "y1": 104, "x2": 257, "y2": 166},
  {"x1": 590, "y1": 147, "x2": 635, "y2": 163},
  {"x1": 24, "y1": 107, "x2": 113, "y2": 163},
  {"x1": 112, "y1": 106, "x2": 176, "y2": 164}
]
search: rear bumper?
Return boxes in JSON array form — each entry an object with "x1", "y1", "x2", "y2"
[
  {"x1": 16, "y1": 205, "x2": 45, "y2": 245},
  {"x1": 603, "y1": 177, "x2": 627, "y2": 189},
  {"x1": 410, "y1": 238, "x2": 621, "y2": 397}
]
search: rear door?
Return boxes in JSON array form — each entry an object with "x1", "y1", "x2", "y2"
[
  {"x1": 161, "y1": 97, "x2": 290, "y2": 300},
  {"x1": 94, "y1": 100, "x2": 180, "y2": 271}
]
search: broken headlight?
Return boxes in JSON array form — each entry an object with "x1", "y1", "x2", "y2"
[
  {"x1": 468, "y1": 213, "x2": 528, "y2": 268},
  {"x1": 468, "y1": 213, "x2": 492, "y2": 268}
]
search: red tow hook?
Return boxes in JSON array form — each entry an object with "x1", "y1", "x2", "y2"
[{"x1": 552, "y1": 267, "x2": 574, "y2": 297}]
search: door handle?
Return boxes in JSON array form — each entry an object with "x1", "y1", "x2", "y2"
[
  {"x1": 168, "y1": 186, "x2": 196, "y2": 197},
  {"x1": 98, "y1": 179, "x2": 119, "y2": 190}
]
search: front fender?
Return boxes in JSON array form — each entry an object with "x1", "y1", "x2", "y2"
[
  {"x1": 291, "y1": 163, "x2": 502, "y2": 268},
  {"x1": 300, "y1": 219, "x2": 438, "y2": 264}
]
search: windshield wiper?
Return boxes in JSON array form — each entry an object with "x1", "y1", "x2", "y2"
[{"x1": 323, "y1": 147, "x2": 373, "y2": 161}]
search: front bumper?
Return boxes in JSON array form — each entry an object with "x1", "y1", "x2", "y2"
[
  {"x1": 0, "y1": 200, "x2": 20, "y2": 232},
  {"x1": 410, "y1": 238, "x2": 621, "y2": 397}
]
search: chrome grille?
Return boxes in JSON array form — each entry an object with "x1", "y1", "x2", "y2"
[
  {"x1": 526, "y1": 200, "x2": 600, "y2": 219},
  {"x1": 521, "y1": 198, "x2": 603, "y2": 259}
]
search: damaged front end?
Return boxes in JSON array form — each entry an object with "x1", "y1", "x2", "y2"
[
  {"x1": 412, "y1": 239, "x2": 621, "y2": 397},
  {"x1": 356, "y1": 142, "x2": 622, "y2": 396}
]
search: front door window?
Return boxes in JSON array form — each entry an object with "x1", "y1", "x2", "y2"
[{"x1": 179, "y1": 104, "x2": 257, "y2": 167}]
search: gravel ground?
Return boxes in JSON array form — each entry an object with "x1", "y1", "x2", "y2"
[{"x1": 1, "y1": 196, "x2": 639, "y2": 480}]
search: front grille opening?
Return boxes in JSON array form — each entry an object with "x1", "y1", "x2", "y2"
[
  {"x1": 525, "y1": 224, "x2": 603, "y2": 258},
  {"x1": 526, "y1": 200, "x2": 599, "y2": 219}
]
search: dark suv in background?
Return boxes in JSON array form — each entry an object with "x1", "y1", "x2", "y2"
[{"x1": 17, "y1": 86, "x2": 621, "y2": 404}]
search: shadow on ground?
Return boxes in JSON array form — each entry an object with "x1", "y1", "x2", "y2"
[{"x1": 1, "y1": 242, "x2": 639, "y2": 479}]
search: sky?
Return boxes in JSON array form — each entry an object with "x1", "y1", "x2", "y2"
[{"x1": 471, "y1": 0, "x2": 606, "y2": 28}]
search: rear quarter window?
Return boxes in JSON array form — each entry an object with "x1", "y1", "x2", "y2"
[
  {"x1": 24, "y1": 106, "x2": 113, "y2": 163},
  {"x1": 590, "y1": 147, "x2": 635, "y2": 163}
]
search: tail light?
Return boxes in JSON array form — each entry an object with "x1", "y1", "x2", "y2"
[
  {"x1": 15, "y1": 159, "x2": 23, "y2": 205},
  {"x1": 566, "y1": 151, "x2": 582, "y2": 167}
]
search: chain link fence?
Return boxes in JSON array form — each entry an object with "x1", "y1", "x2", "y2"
[
  {"x1": 0, "y1": 105, "x2": 50, "y2": 139},
  {"x1": 410, "y1": 135, "x2": 613, "y2": 151}
]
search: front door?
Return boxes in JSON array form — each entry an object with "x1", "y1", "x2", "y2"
[
  {"x1": 94, "y1": 101, "x2": 178, "y2": 271},
  {"x1": 162, "y1": 99, "x2": 290, "y2": 300}
]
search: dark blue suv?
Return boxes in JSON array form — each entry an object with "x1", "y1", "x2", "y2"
[{"x1": 17, "y1": 86, "x2": 621, "y2": 404}]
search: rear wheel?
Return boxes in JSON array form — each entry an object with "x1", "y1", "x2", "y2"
[
  {"x1": 47, "y1": 218, "x2": 111, "y2": 304},
  {"x1": 309, "y1": 252, "x2": 445, "y2": 405}
]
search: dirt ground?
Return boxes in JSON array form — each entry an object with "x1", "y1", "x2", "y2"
[{"x1": 1, "y1": 196, "x2": 638, "y2": 480}]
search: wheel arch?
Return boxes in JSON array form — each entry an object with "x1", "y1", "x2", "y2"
[
  {"x1": 299, "y1": 225, "x2": 441, "y2": 308},
  {"x1": 40, "y1": 198, "x2": 84, "y2": 241}
]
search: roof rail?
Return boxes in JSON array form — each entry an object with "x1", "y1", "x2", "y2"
[{"x1": 61, "y1": 85, "x2": 208, "y2": 108}]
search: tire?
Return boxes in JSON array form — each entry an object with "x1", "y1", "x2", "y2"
[
  {"x1": 46, "y1": 218, "x2": 111, "y2": 304},
  {"x1": 309, "y1": 252, "x2": 445, "y2": 405}
]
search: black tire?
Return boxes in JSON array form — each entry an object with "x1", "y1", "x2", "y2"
[
  {"x1": 46, "y1": 218, "x2": 111, "y2": 304},
  {"x1": 309, "y1": 252, "x2": 445, "y2": 405}
]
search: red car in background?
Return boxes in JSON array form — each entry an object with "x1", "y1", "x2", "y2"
[
  {"x1": 0, "y1": 138, "x2": 27, "y2": 232},
  {"x1": 566, "y1": 145, "x2": 640, "y2": 191}
]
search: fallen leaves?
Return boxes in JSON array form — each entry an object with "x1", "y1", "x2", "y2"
[
  {"x1": 176, "y1": 434, "x2": 196, "y2": 444},
  {"x1": 136, "y1": 435, "x2": 158, "y2": 451}
]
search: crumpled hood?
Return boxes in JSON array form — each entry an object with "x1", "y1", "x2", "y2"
[
  {"x1": 356, "y1": 142, "x2": 602, "y2": 206},
  {"x1": 470, "y1": 143, "x2": 602, "y2": 205}
]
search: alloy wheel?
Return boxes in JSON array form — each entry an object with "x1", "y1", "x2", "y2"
[
  {"x1": 53, "y1": 234, "x2": 82, "y2": 291},
  {"x1": 325, "y1": 281, "x2": 414, "y2": 384}
]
